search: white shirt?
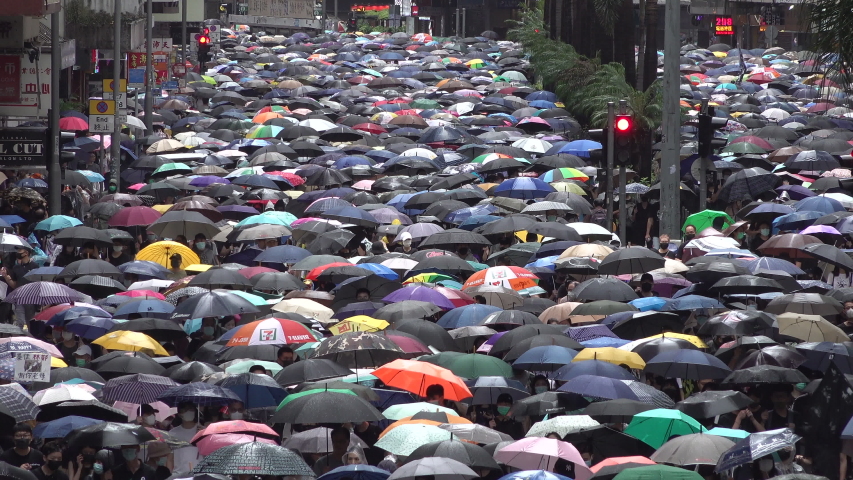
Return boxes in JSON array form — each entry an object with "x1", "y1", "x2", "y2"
[{"x1": 169, "y1": 424, "x2": 201, "y2": 474}]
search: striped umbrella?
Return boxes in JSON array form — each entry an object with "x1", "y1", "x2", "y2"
[
  {"x1": 156, "y1": 382, "x2": 242, "y2": 407},
  {"x1": 100, "y1": 373, "x2": 180, "y2": 404},
  {"x1": 5, "y1": 282, "x2": 82, "y2": 305}
]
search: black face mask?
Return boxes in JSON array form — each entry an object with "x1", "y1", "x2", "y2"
[
  {"x1": 659, "y1": 242, "x2": 669, "y2": 249},
  {"x1": 641, "y1": 283, "x2": 653, "y2": 292},
  {"x1": 14, "y1": 439, "x2": 29, "y2": 449},
  {"x1": 458, "y1": 249, "x2": 469, "y2": 257},
  {"x1": 82, "y1": 454, "x2": 95, "y2": 465},
  {"x1": 47, "y1": 460, "x2": 62, "y2": 471},
  {"x1": 684, "y1": 234, "x2": 695, "y2": 242}
]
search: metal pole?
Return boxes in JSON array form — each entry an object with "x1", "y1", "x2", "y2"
[
  {"x1": 698, "y1": 98, "x2": 709, "y2": 212},
  {"x1": 334, "y1": 0, "x2": 338, "y2": 28},
  {"x1": 659, "y1": 0, "x2": 681, "y2": 238},
  {"x1": 145, "y1": 0, "x2": 154, "y2": 132},
  {"x1": 322, "y1": 0, "x2": 327, "y2": 32},
  {"x1": 181, "y1": 0, "x2": 187, "y2": 68},
  {"x1": 618, "y1": 100, "x2": 628, "y2": 244},
  {"x1": 605, "y1": 102, "x2": 615, "y2": 232},
  {"x1": 112, "y1": 0, "x2": 122, "y2": 192},
  {"x1": 461, "y1": 8, "x2": 466, "y2": 37},
  {"x1": 48, "y1": 11, "x2": 61, "y2": 216},
  {"x1": 455, "y1": 9, "x2": 459, "y2": 36}
]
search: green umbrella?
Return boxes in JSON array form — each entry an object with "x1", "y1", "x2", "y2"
[
  {"x1": 705, "y1": 427, "x2": 750, "y2": 440},
  {"x1": 445, "y1": 353, "x2": 512, "y2": 379},
  {"x1": 467, "y1": 261, "x2": 489, "y2": 271},
  {"x1": 721, "y1": 142, "x2": 767, "y2": 154},
  {"x1": 412, "y1": 99, "x2": 440, "y2": 109},
  {"x1": 374, "y1": 424, "x2": 458, "y2": 455},
  {"x1": 276, "y1": 388, "x2": 356, "y2": 410},
  {"x1": 383, "y1": 402, "x2": 460, "y2": 420},
  {"x1": 624, "y1": 409, "x2": 707, "y2": 449},
  {"x1": 419, "y1": 352, "x2": 467, "y2": 369},
  {"x1": 35, "y1": 215, "x2": 82, "y2": 233},
  {"x1": 153, "y1": 162, "x2": 192, "y2": 175},
  {"x1": 612, "y1": 465, "x2": 703, "y2": 480},
  {"x1": 225, "y1": 360, "x2": 283, "y2": 374},
  {"x1": 230, "y1": 291, "x2": 271, "y2": 306},
  {"x1": 683, "y1": 210, "x2": 734, "y2": 233},
  {"x1": 295, "y1": 342, "x2": 319, "y2": 359},
  {"x1": 361, "y1": 69, "x2": 383, "y2": 77}
]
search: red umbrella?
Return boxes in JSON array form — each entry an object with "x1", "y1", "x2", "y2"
[
  {"x1": 59, "y1": 117, "x2": 89, "y2": 131},
  {"x1": 807, "y1": 103, "x2": 834, "y2": 113},
  {"x1": 353, "y1": 123, "x2": 388, "y2": 135},
  {"x1": 195, "y1": 433, "x2": 278, "y2": 456},
  {"x1": 305, "y1": 262, "x2": 357, "y2": 280},
  {"x1": 266, "y1": 172, "x2": 305, "y2": 186},
  {"x1": 384, "y1": 333, "x2": 431, "y2": 355},
  {"x1": 107, "y1": 206, "x2": 162, "y2": 227},
  {"x1": 238, "y1": 266, "x2": 277, "y2": 279},
  {"x1": 729, "y1": 135, "x2": 775, "y2": 150},
  {"x1": 434, "y1": 286, "x2": 476, "y2": 308}
]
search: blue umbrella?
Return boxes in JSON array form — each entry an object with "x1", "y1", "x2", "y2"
[
  {"x1": 512, "y1": 346, "x2": 579, "y2": 372},
  {"x1": 498, "y1": 471, "x2": 571, "y2": 480},
  {"x1": 47, "y1": 306, "x2": 111, "y2": 326},
  {"x1": 743, "y1": 257, "x2": 804, "y2": 275},
  {"x1": 354, "y1": 263, "x2": 399, "y2": 281},
  {"x1": 0, "y1": 215, "x2": 26, "y2": 225},
  {"x1": 628, "y1": 297, "x2": 667, "y2": 311},
  {"x1": 445, "y1": 204, "x2": 499, "y2": 224},
  {"x1": 65, "y1": 316, "x2": 121, "y2": 339},
  {"x1": 553, "y1": 360, "x2": 637, "y2": 381},
  {"x1": 557, "y1": 374, "x2": 640, "y2": 400},
  {"x1": 493, "y1": 178, "x2": 556, "y2": 200},
  {"x1": 438, "y1": 304, "x2": 502, "y2": 328},
  {"x1": 24, "y1": 266, "x2": 63, "y2": 281},
  {"x1": 550, "y1": 139, "x2": 602, "y2": 157},
  {"x1": 320, "y1": 465, "x2": 390, "y2": 480},
  {"x1": 794, "y1": 196, "x2": 845, "y2": 215},
  {"x1": 255, "y1": 245, "x2": 313, "y2": 264},
  {"x1": 118, "y1": 260, "x2": 169, "y2": 279},
  {"x1": 156, "y1": 382, "x2": 242, "y2": 407},
  {"x1": 33, "y1": 416, "x2": 102, "y2": 439},
  {"x1": 715, "y1": 428, "x2": 801, "y2": 473},
  {"x1": 217, "y1": 373, "x2": 287, "y2": 408},
  {"x1": 458, "y1": 215, "x2": 501, "y2": 231},
  {"x1": 17, "y1": 178, "x2": 47, "y2": 188},
  {"x1": 113, "y1": 299, "x2": 175, "y2": 319},
  {"x1": 579, "y1": 338, "x2": 632, "y2": 348},
  {"x1": 771, "y1": 211, "x2": 821, "y2": 234},
  {"x1": 663, "y1": 295, "x2": 725, "y2": 311}
]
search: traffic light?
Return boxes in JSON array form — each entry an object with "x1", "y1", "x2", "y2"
[
  {"x1": 197, "y1": 30, "x2": 212, "y2": 64},
  {"x1": 348, "y1": 17, "x2": 357, "y2": 31},
  {"x1": 588, "y1": 128, "x2": 608, "y2": 165},
  {"x1": 613, "y1": 114, "x2": 634, "y2": 164},
  {"x1": 697, "y1": 108, "x2": 728, "y2": 158}
]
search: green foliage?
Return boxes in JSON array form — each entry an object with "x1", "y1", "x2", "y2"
[
  {"x1": 806, "y1": 0, "x2": 853, "y2": 93},
  {"x1": 507, "y1": 4, "x2": 661, "y2": 133}
]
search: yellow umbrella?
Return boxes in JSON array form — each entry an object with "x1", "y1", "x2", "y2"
[
  {"x1": 151, "y1": 204, "x2": 173, "y2": 214},
  {"x1": 573, "y1": 347, "x2": 646, "y2": 369},
  {"x1": 184, "y1": 264, "x2": 212, "y2": 273},
  {"x1": 328, "y1": 316, "x2": 389, "y2": 335},
  {"x1": 51, "y1": 357, "x2": 67, "y2": 368},
  {"x1": 93, "y1": 331, "x2": 169, "y2": 356},
  {"x1": 515, "y1": 231, "x2": 542, "y2": 243},
  {"x1": 638, "y1": 333, "x2": 707, "y2": 348},
  {"x1": 272, "y1": 298, "x2": 334, "y2": 324},
  {"x1": 136, "y1": 241, "x2": 199, "y2": 269},
  {"x1": 551, "y1": 182, "x2": 587, "y2": 195}
]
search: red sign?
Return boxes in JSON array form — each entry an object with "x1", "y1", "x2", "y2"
[
  {"x1": 155, "y1": 69, "x2": 168, "y2": 85},
  {"x1": 0, "y1": 56, "x2": 21, "y2": 103},
  {"x1": 411, "y1": 5, "x2": 419, "y2": 15},
  {"x1": 127, "y1": 52, "x2": 148, "y2": 69},
  {"x1": 715, "y1": 16, "x2": 734, "y2": 35},
  {"x1": 172, "y1": 64, "x2": 186, "y2": 77}
]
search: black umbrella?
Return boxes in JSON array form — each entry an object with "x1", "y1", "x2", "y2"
[
  {"x1": 163, "y1": 361, "x2": 223, "y2": 383},
  {"x1": 583, "y1": 399, "x2": 656, "y2": 424},
  {"x1": 572, "y1": 278, "x2": 638, "y2": 302},
  {"x1": 610, "y1": 312, "x2": 683, "y2": 340},
  {"x1": 709, "y1": 275, "x2": 784, "y2": 295},
  {"x1": 170, "y1": 290, "x2": 260, "y2": 321},
  {"x1": 92, "y1": 352, "x2": 166, "y2": 380},
  {"x1": 373, "y1": 300, "x2": 442, "y2": 323},
  {"x1": 49, "y1": 366, "x2": 106, "y2": 384},
  {"x1": 734, "y1": 345, "x2": 807, "y2": 369},
  {"x1": 68, "y1": 275, "x2": 126, "y2": 298},
  {"x1": 511, "y1": 391, "x2": 588, "y2": 416},
  {"x1": 251, "y1": 272, "x2": 304, "y2": 293},
  {"x1": 53, "y1": 226, "x2": 113, "y2": 247},
  {"x1": 563, "y1": 425, "x2": 655, "y2": 460},
  {"x1": 0, "y1": 463, "x2": 37, "y2": 480},
  {"x1": 37, "y1": 400, "x2": 128, "y2": 422},
  {"x1": 598, "y1": 247, "x2": 666, "y2": 275},
  {"x1": 307, "y1": 230, "x2": 356, "y2": 255},
  {"x1": 627, "y1": 335, "x2": 699, "y2": 361},
  {"x1": 796, "y1": 342, "x2": 853, "y2": 373},
  {"x1": 58, "y1": 259, "x2": 122, "y2": 280},
  {"x1": 675, "y1": 390, "x2": 753, "y2": 419},
  {"x1": 650, "y1": 433, "x2": 735, "y2": 466},
  {"x1": 312, "y1": 331, "x2": 406, "y2": 369},
  {"x1": 273, "y1": 359, "x2": 353, "y2": 386},
  {"x1": 799, "y1": 243, "x2": 853, "y2": 272},
  {"x1": 64, "y1": 422, "x2": 155, "y2": 447},
  {"x1": 271, "y1": 391, "x2": 384, "y2": 424},
  {"x1": 394, "y1": 319, "x2": 459, "y2": 351},
  {"x1": 331, "y1": 276, "x2": 402, "y2": 311},
  {"x1": 407, "y1": 440, "x2": 501, "y2": 471},
  {"x1": 488, "y1": 324, "x2": 567, "y2": 356},
  {"x1": 193, "y1": 442, "x2": 315, "y2": 477},
  {"x1": 503, "y1": 335, "x2": 585, "y2": 362},
  {"x1": 718, "y1": 167, "x2": 780, "y2": 203},
  {"x1": 720, "y1": 365, "x2": 809, "y2": 385},
  {"x1": 698, "y1": 311, "x2": 776, "y2": 336}
]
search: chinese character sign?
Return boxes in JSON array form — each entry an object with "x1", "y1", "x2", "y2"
[
  {"x1": 128, "y1": 53, "x2": 148, "y2": 69},
  {"x1": 0, "y1": 55, "x2": 20, "y2": 103},
  {"x1": 14, "y1": 352, "x2": 50, "y2": 383}
]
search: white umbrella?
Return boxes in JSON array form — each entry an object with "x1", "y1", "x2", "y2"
[
  {"x1": 512, "y1": 137, "x2": 553, "y2": 154},
  {"x1": 33, "y1": 384, "x2": 96, "y2": 406},
  {"x1": 123, "y1": 116, "x2": 147, "y2": 129}
]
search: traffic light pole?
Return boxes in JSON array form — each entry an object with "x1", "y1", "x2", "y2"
[
  {"x1": 112, "y1": 0, "x2": 122, "y2": 192},
  {"x1": 659, "y1": 0, "x2": 681, "y2": 238},
  {"x1": 698, "y1": 98, "x2": 709, "y2": 212},
  {"x1": 618, "y1": 100, "x2": 628, "y2": 245},
  {"x1": 605, "y1": 102, "x2": 615, "y2": 231},
  {"x1": 144, "y1": 0, "x2": 154, "y2": 132}
]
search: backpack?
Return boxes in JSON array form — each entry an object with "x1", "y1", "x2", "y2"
[{"x1": 589, "y1": 208, "x2": 608, "y2": 229}]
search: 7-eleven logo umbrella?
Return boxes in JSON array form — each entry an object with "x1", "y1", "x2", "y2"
[
  {"x1": 226, "y1": 318, "x2": 316, "y2": 346},
  {"x1": 463, "y1": 266, "x2": 539, "y2": 291}
]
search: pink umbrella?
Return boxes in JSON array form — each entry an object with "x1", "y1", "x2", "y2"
[
  {"x1": 352, "y1": 180, "x2": 375, "y2": 191},
  {"x1": 108, "y1": 206, "x2": 163, "y2": 227},
  {"x1": 128, "y1": 183, "x2": 145, "y2": 191},
  {"x1": 494, "y1": 437, "x2": 593, "y2": 480},
  {"x1": 195, "y1": 434, "x2": 277, "y2": 456},
  {"x1": 115, "y1": 290, "x2": 166, "y2": 300}
]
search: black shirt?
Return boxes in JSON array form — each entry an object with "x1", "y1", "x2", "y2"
[
  {"x1": 110, "y1": 462, "x2": 157, "y2": 480},
  {"x1": 108, "y1": 252, "x2": 132, "y2": 267},
  {"x1": 9, "y1": 261, "x2": 38, "y2": 288},
  {"x1": 33, "y1": 467, "x2": 69, "y2": 480},
  {"x1": 0, "y1": 447, "x2": 45, "y2": 468}
]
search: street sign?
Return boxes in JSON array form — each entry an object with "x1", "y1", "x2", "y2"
[
  {"x1": 0, "y1": 128, "x2": 48, "y2": 167},
  {"x1": 128, "y1": 68, "x2": 145, "y2": 88},
  {"x1": 172, "y1": 64, "x2": 187, "y2": 77},
  {"x1": 209, "y1": 24, "x2": 221, "y2": 42},
  {"x1": 90, "y1": 115, "x2": 115, "y2": 133},
  {"x1": 115, "y1": 92, "x2": 127, "y2": 110},
  {"x1": 162, "y1": 81, "x2": 179, "y2": 90},
  {"x1": 89, "y1": 99, "x2": 116, "y2": 115},
  {"x1": 103, "y1": 78, "x2": 127, "y2": 93},
  {"x1": 152, "y1": 88, "x2": 163, "y2": 97}
]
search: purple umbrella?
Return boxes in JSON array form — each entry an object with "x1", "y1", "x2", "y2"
[
  {"x1": 476, "y1": 331, "x2": 508, "y2": 354},
  {"x1": 189, "y1": 176, "x2": 231, "y2": 187},
  {"x1": 382, "y1": 285, "x2": 456, "y2": 310},
  {"x1": 776, "y1": 185, "x2": 815, "y2": 200},
  {"x1": 370, "y1": 208, "x2": 413, "y2": 225},
  {"x1": 800, "y1": 225, "x2": 842, "y2": 236},
  {"x1": 393, "y1": 223, "x2": 445, "y2": 243}
]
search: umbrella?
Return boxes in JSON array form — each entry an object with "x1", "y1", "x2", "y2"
[
  {"x1": 675, "y1": 391, "x2": 753, "y2": 419},
  {"x1": 408, "y1": 440, "x2": 500, "y2": 471},
  {"x1": 375, "y1": 424, "x2": 460, "y2": 456},
  {"x1": 494, "y1": 437, "x2": 591, "y2": 477},
  {"x1": 272, "y1": 390, "x2": 385, "y2": 424},
  {"x1": 715, "y1": 428, "x2": 801, "y2": 472},
  {"x1": 389, "y1": 458, "x2": 478, "y2": 480},
  {"x1": 372, "y1": 359, "x2": 472, "y2": 401},
  {"x1": 64, "y1": 422, "x2": 156, "y2": 447},
  {"x1": 192, "y1": 442, "x2": 314, "y2": 477},
  {"x1": 623, "y1": 409, "x2": 707, "y2": 449}
]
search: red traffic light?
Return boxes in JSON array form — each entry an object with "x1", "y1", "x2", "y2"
[
  {"x1": 615, "y1": 115, "x2": 633, "y2": 132},
  {"x1": 202, "y1": 27, "x2": 210, "y2": 35},
  {"x1": 198, "y1": 35, "x2": 211, "y2": 45}
]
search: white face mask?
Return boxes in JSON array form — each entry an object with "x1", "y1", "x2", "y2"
[
  {"x1": 61, "y1": 331, "x2": 74, "y2": 341},
  {"x1": 180, "y1": 411, "x2": 195, "y2": 422},
  {"x1": 113, "y1": 245, "x2": 123, "y2": 253},
  {"x1": 846, "y1": 308, "x2": 853, "y2": 319},
  {"x1": 143, "y1": 415, "x2": 157, "y2": 426},
  {"x1": 229, "y1": 411, "x2": 244, "y2": 420},
  {"x1": 402, "y1": 239, "x2": 412, "y2": 247},
  {"x1": 758, "y1": 458, "x2": 774, "y2": 472}
]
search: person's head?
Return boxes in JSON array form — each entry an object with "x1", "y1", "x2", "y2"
[
  {"x1": 473, "y1": 295, "x2": 487, "y2": 304},
  {"x1": 178, "y1": 402, "x2": 197, "y2": 424},
  {"x1": 41, "y1": 441, "x2": 64, "y2": 472},
  {"x1": 112, "y1": 240, "x2": 125, "y2": 254},
  {"x1": 227, "y1": 401, "x2": 245, "y2": 420},
  {"x1": 425, "y1": 384, "x2": 444, "y2": 404},
  {"x1": 73, "y1": 344, "x2": 92, "y2": 367},
  {"x1": 400, "y1": 232, "x2": 413, "y2": 247},
  {"x1": 278, "y1": 346, "x2": 295, "y2": 366},
  {"x1": 140, "y1": 404, "x2": 159, "y2": 426},
  {"x1": 330, "y1": 426, "x2": 350, "y2": 454},
  {"x1": 12, "y1": 423, "x2": 32, "y2": 450},
  {"x1": 566, "y1": 281, "x2": 579, "y2": 292},
  {"x1": 759, "y1": 222, "x2": 771, "y2": 237},
  {"x1": 342, "y1": 446, "x2": 366, "y2": 465},
  {"x1": 194, "y1": 233, "x2": 207, "y2": 250},
  {"x1": 545, "y1": 432, "x2": 561, "y2": 440},
  {"x1": 593, "y1": 199, "x2": 604, "y2": 209},
  {"x1": 14, "y1": 248, "x2": 29, "y2": 264},
  {"x1": 659, "y1": 234, "x2": 670, "y2": 247},
  {"x1": 684, "y1": 225, "x2": 696, "y2": 239},
  {"x1": 371, "y1": 241, "x2": 387, "y2": 255},
  {"x1": 456, "y1": 245, "x2": 469, "y2": 258},
  {"x1": 248, "y1": 365, "x2": 267, "y2": 375},
  {"x1": 120, "y1": 444, "x2": 139, "y2": 462},
  {"x1": 640, "y1": 195, "x2": 649, "y2": 205},
  {"x1": 170, "y1": 253, "x2": 182, "y2": 270},
  {"x1": 532, "y1": 375, "x2": 549, "y2": 394},
  {"x1": 496, "y1": 393, "x2": 513, "y2": 417},
  {"x1": 770, "y1": 387, "x2": 792, "y2": 407},
  {"x1": 844, "y1": 301, "x2": 853, "y2": 320},
  {"x1": 356, "y1": 288, "x2": 371, "y2": 302},
  {"x1": 175, "y1": 235, "x2": 188, "y2": 246},
  {"x1": 640, "y1": 273, "x2": 654, "y2": 293},
  {"x1": 146, "y1": 441, "x2": 170, "y2": 468}
]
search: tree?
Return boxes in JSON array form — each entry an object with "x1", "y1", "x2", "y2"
[{"x1": 806, "y1": 0, "x2": 853, "y2": 94}]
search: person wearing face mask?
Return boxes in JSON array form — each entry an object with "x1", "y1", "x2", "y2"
[
  {"x1": 634, "y1": 273, "x2": 656, "y2": 298},
  {"x1": 143, "y1": 441, "x2": 173, "y2": 480},
  {"x1": 57, "y1": 331, "x2": 80, "y2": 365},
  {"x1": 531, "y1": 375, "x2": 550, "y2": 395},
  {"x1": 488, "y1": 394, "x2": 524, "y2": 440},
  {"x1": 839, "y1": 301, "x2": 853, "y2": 337},
  {"x1": 107, "y1": 241, "x2": 131, "y2": 267},
  {"x1": 750, "y1": 222, "x2": 772, "y2": 253},
  {"x1": 456, "y1": 245, "x2": 474, "y2": 261},
  {"x1": 53, "y1": 245, "x2": 79, "y2": 267},
  {"x1": 653, "y1": 234, "x2": 677, "y2": 259},
  {"x1": 109, "y1": 445, "x2": 155, "y2": 480},
  {"x1": 33, "y1": 442, "x2": 67, "y2": 480},
  {"x1": 166, "y1": 254, "x2": 186, "y2": 281},
  {"x1": 0, "y1": 423, "x2": 43, "y2": 469},
  {"x1": 393, "y1": 232, "x2": 417, "y2": 254},
  {"x1": 67, "y1": 445, "x2": 99, "y2": 480},
  {"x1": 137, "y1": 404, "x2": 160, "y2": 428},
  {"x1": 72, "y1": 345, "x2": 92, "y2": 369},
  {"x1": 169, "y1": 402, "x2": 201, "y2": 475},
  {"x1": 277, "y1": 346, "x2": 296, "y2": 368},
  {"x1": 676, "y1": 225, "x2": 697, "y2": 260},
  {"x1": 226, "y1": 401, "x2": 246, "y2": 420},
  {"x1": 192, "y1": 234, "x2": 217, "y2": 265}
]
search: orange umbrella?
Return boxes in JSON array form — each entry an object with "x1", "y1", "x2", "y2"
[
  {"x1": 372, "y1": 359, "x2": 472, "y2": 401},
  {"x1": 379, "y1": 414, "x2": 472, "y2": 439},
  {"x1": 253, "y1": 112, "x2": 284, "y2": 124},
  {"x1": 590, "y1": 456, "x2": 656, "y2": 473}
]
